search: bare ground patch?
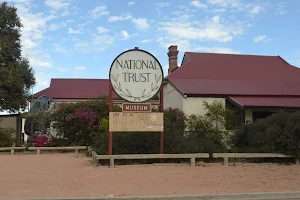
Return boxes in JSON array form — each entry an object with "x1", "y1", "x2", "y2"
[{"x1": 0, "y1": 154, "x2": 300, "y2": 199}]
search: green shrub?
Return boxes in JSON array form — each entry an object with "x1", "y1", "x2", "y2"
[
  {"x1": 232, "y1": 110, "x2": 300, "y2": 158},
  {"x1": 0, "y1": 128, "x2": 14, "y2": 147}
]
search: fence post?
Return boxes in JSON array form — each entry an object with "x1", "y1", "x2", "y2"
[
  {"x1": 75, "y1": 149, "x2": 79, "y2": 156},
  {"x1": 190, "y1": 158, "x2": 196, "y2": 167},
  {"x1": 296, "y1": 159, "x2": 300, "y2": 165},
  {"x1": 110, "y1": 158, "x2": 114, "y2": 168},
  {"x1": 224, "y1": 157, "x2": 229, "y2": 166},
  {"x1": 37, "y1": 150, "x2": 40, "y2": 155},
  {"x1": 11, "y1": 149, "x2": 15, "y2": 155}
]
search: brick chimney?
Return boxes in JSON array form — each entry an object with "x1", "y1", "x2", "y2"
[{"x1": 168, "y1": 45, "x2": 179, "y2": 74}]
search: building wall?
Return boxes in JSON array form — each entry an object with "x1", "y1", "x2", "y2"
[
  {"x1": 0, "y1": 115, "x2": 20, "y2": 145},
  {"x1": 183, "y1": 97, "x2": 226, "y2": 116},
  {"x1": 0, "y1": 116, "x2": 17, "y2": 131},
  {"x1": 163, "y1": 83, "x2": 183, "y2": 110},
  {"x1": 245, "y1": 109, "x2": 253, "y2": 123}
]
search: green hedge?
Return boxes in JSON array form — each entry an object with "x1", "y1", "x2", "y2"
[{"x1": 232, "y1": 110, "x2": 300, "y2": 158}]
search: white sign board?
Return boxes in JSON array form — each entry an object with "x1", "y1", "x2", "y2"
[
  {"x1": 109, "y1": 112, "x2": 164, "y2": 132},
  {"x1": 109, "y1": 48, "x2": 164, "y2": 103}
]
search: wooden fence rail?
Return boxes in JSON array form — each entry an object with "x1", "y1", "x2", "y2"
[
  {"x1": 28, "y1": 146, "x2": 87, "y2": 155},
  {"x1": 212, "y1": 153, "x2": 297, "y2": 166},
  {"x1": 0, "y1": 146, "x2": 87, "y2": 155},
  {"x1": 93, "y1": 153, "x2": 210, "y2": 168},
  {"x1": 0, "y1": 147, "x2": 26, "y2": 155}
]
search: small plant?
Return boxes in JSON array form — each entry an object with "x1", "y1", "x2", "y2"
[{"x1": 0, "y1": 128, "x2": 14, "y2": 147}]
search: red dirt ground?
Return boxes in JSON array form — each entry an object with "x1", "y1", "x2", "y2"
[{"x1": 0, "y1": 153, "x2": 300, "y2": 199}]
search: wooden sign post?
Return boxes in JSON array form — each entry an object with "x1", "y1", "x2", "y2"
[{"x1": 108, "y1": 47, "x2": 164, "y2": 161}]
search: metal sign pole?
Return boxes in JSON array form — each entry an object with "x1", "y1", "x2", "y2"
[
  {"x1": 109, "y1": 82, "x2": 113, "y2": 156},
  {"x1": 159, "y1": 86, "x2": 164, "y2": 163}
]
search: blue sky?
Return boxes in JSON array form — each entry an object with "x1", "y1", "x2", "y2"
[{"x1": 4, "y1": 0, "x2": 300, "y2": 94}]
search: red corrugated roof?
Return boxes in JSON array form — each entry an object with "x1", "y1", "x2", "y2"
[
  {"x1": 167, "y1": 52, "x2": 300, "y2": 96},
  {"x1": 170, "y1": 79, "x2": 300, "y2": 96},
  {"x1": 229, "y1": 96, "x2": 300, "y2": 108},
  {"x1": 33, "y1": 78, "x2": 119, "y2": 99}
]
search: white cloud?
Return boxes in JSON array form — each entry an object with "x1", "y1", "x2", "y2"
[
  {"x1": 93, "y1": 35, "x2": 115, "y2": 47},
  {"x1": 132, "y1": 18, "x2": 150, "y2": 30},
  {"x1": 128, "y1": 1, "x2": 135, "y2": 6},
  {"x1": 108, "y1": 13, "x2": 132, "y2": 22},
  {"x1": 121, "y1": 30, "x2": 131, "y2": 40},
  {"x1": 74, "y1": 35, "x2": 115, "y2": 53},
  {"x1": 154, "y1": 2, "x2": 170, "y2": 7},
  {"x1": 57, "y1": 68, "x2": 69, "y2": 72},
  {"x1": 5, "y1": 0, "x2": 31, "y2": 4},
  {"x1": 158, "y1": 15, "x2": 244, "y2": 43},
  {"x1": 207, "y1": 0, "x2": 264, "y2": 15},
  {"x1": 156, "y1": 37, "x2": 193, "y2": 52},
  {"x1": 45, "y1": 0, "x2": 69, "y2": 10},
  {"x1": 13, "y1": 2, "x2": 55, "y2": 71},
  {"x1": 68, "y1": 28, "x2": 81, "y2": 34},
  {"x1": 253, "y1": 35, "x2": 271, "y2": 43},
  {"x1": 250, "y1": 5, "x2": 263, "y2": 15},
  {"x1": 157, "y1": 37, "x2": 239, "y2": 54},
  {"x1": 22, "y1": 38, "x2": 37, "y2": 49},
  {"x1": 49, "y1": 22, "x2": 67, "y2": 31},
  {"x1": 20, "y1": 12, "x2": 48, "y2": 41},
  {"x1": 90, "y1": 6, "x2": 109, "y2": 18},
  {"x1": 44, "y1": 0, "x2": 70, "y2": 16},
  {"x1": 195, "y1": 46, "x2": 240, "y2": 54},
  {"x1": 30, "y1": 58, "x2": 52, "y2": 68},
  {"x1": 276, "y1": 1, "x2": 287, "y2": 15},
  {"x1": 97, "y1": 26, "x2": 109, "y2": 34},
  {"x1": 139, "y1": 39, "x2": 153, "y2": 43},
  {"x1": 75, "y1": 66, "x2": 85, "y2": 71},
  {"x1": 207, "y1": 0, "x2": 240, "y2": 8},
  {"x1": 52, "y1": 43, "x2": 70, "y2": 55},
  {"x1": 191, "y1": 1, "x2": 207, "y2": 9},
  {"x1": 35, "y1": 72, "x2": 51, "y2": 89}
]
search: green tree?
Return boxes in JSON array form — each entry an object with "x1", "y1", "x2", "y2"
[
  {"x1": 202, "y1": 100, "x2": 237, "y2": 130},
  {"x1": 0, "y1": 2, "x2": 35, "y2": 112},
  {"x1": 187, "y1": 100, "x2": 238, "y2": 150}
]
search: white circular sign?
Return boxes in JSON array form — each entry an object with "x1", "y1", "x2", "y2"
[{"x1": 109, "y1": 48, "x2": 164, "y2": 103}]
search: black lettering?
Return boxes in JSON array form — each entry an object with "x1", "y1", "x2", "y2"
[
  {"x1": 124, "y1": 60, "x2": 130, "y2": 69},
  {"x1": 136, "y1": 60, "x2": 142, "y2": 69},
  {"x1": 142, "y1": 60, "x2": 148, "y2": 69},
  {"x1": 123, "y1": 72, "x2": 128, "y2": 82},
  {"x1": 129, "y1": 73, "x2": 135, "y2": 82},
  {"x1": 134, "y1": 73, "x2": 140, "y2": 82},
  {"x1": 129, "y1": 60, "x2": 134, "y2": 69},
  {"x1": 149, "y1": 60, "x2": 155, "y2": 69},
  {"x1": 145, "y1": 73, "x2": 151, "y2": 82},
  {"x1": 116, "y1": 59, "x2": 123, "y2": 69}
]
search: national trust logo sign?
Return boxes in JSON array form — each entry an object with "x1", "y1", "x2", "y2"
[{"x1": 109, "y1": 48, "x2": 164, "y2": 103}]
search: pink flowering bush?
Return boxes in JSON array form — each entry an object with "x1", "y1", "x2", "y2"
[
  {"x1": 33, "y1": 135, "x2": 49, "y2": 147},
  {"x1": 51, "y1": 98, "x2": 109, "y2": 145},
  {"x1": 66, "y1": 107, "x2": 98, "y2": 128}
]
